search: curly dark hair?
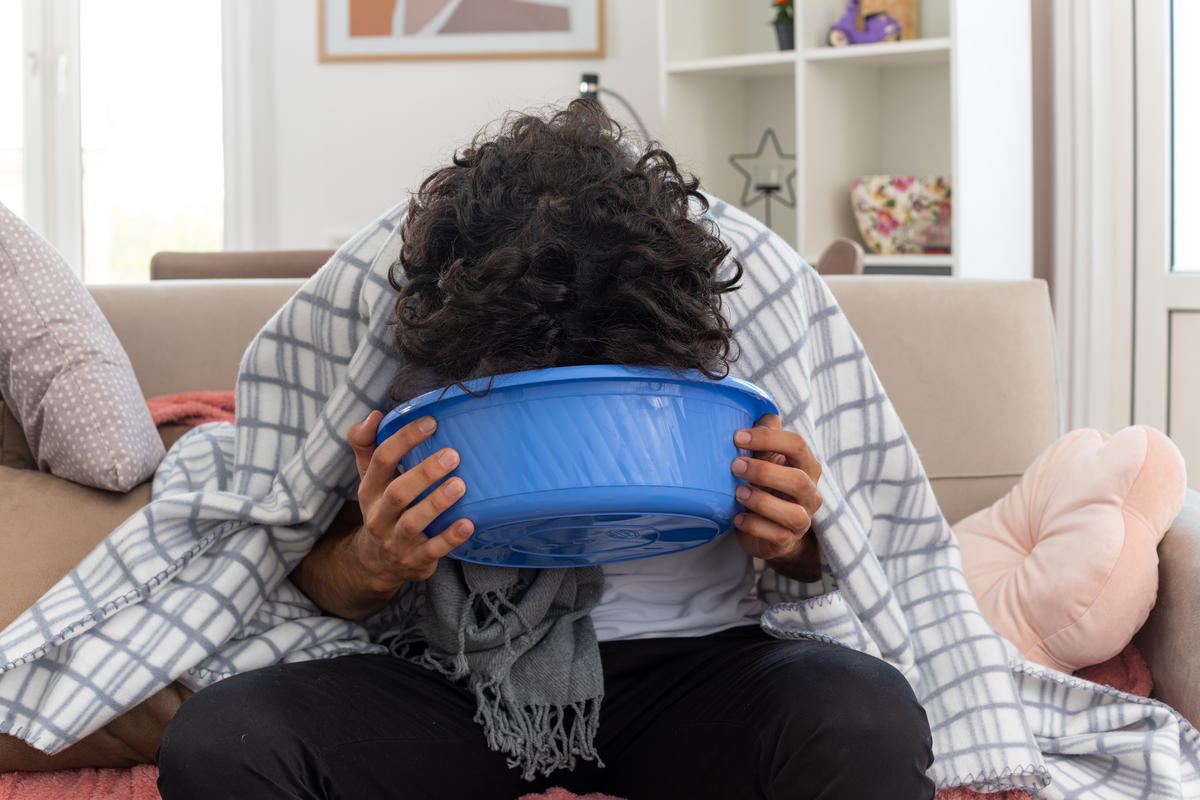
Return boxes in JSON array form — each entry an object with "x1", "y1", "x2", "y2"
[{"x1": 386, "y1": 98, "x2": 743, "y2": 404}]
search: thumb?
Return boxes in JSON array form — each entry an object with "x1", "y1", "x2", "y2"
[{"x1": 348, "y1": 410, "x2": 382, "y2": 479}]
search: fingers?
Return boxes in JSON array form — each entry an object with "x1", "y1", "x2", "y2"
[
  {"x1": 386, "y1": 479, "x2": 474, "y2": 581},
  {"x1": 346, "y1": 411, "x2": 476, "y2": 582},
  {"x1": 397, "y1": 471, "x2": 468, "y2": 537},
  {"x1": 357, "y1": 414, "x2": 439, "y2": 505},
  {"x1": 386, "y1": 481, "x2": 473, "y2": 581},
  {"x1": 734, "y1": 481, "x2": 814, "y2": 535},
  {"x1": 414, "y1": 518, "x2": 475, "y2": 566},
  {"x1": 731, "y1": 457, "x2": 821, "y2": 509},
  {"x1": 357, "y1": 447, "x2": 473, "y2": 582},
  {"x1": 365, "y1": 445, "x2": 460, "y2": 531},
  {"x1": 733, "y1": 419, "x2": 822, "y2": 482},
  {"x1": 361, "y1": 515, "x2": 475, "y2": 584},
  {"x1": 732, "y1": 512, "x2": 797, "y2": 560}
]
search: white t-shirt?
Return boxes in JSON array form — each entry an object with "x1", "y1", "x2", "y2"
[{"x1": 591, "y1": 530, "x2": 767, "y2": 642}]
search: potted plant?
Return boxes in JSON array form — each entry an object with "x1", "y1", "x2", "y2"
[{"x1": 772, "y1": 0, "x2": 794, "y2": 50}]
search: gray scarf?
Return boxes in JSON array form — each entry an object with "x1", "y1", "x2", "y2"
[{"x1": 373, "y1": 559, "x2": 607, "y2": 780}]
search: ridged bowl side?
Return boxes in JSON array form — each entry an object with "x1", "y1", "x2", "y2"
[{"x1": 399, "y1": 384, "x2": 755, "y2": 534}]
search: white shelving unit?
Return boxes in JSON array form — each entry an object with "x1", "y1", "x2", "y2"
[{"x1": 656, "y1": 0, "x2": 1031, "y2": 278}]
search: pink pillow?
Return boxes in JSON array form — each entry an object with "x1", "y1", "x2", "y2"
[
  {"x1": 0, "y1": 203, "x2": 163, "y2": 491},
  {"x1": 953, "y1": 426, "x2": 1186, "y2": 673}
]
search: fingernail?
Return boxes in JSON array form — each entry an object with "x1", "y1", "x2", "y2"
[
  {"x1": 734, "y1": 430, "x2": 751, "y2": 446},
  {"x1": 735, "y1": 512, "x2": 746, "y2": 526},
  {"x1": 419, "y1": 417, "x2": 436, "y2": 434},
  {"x1": 438, "y1": 449, "x2": 458, "y2": 468},
  {"x1": 443, "y1": 478, "x2": 464, "y2": 497},
  {"x1": 731, "y1": 458, "x2": 748, "y2": 475},
  {"x1": 736, "y1": 485, "x2": 751, "y2": 501}
]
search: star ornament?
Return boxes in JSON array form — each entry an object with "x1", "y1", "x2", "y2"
[{"x1": 728, "y1": 128, "x2": 798, "y2": 211}]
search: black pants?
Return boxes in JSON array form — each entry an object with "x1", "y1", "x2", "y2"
[{"x1": 156, "y1": 624, "x2": 935, "y2": 800}]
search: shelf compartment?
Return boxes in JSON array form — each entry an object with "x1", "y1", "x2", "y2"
[
  {"x1": 662, "y1": 70, "x2": 798, "y2": 248},
  {"x1": 662, "y1": 0, "x2": 789, "y2": 62},
  {"x1": 798, "y1": 0, "x2": 951, "y2": 48},
  {"x1": 804, "y1": 37, "x2": 951, "y2": 68},
  {"x1": 665, "y1": 51, "x2": 796, "y2": 79},
  {"x1": 802, "y1": 57, "x2": 951, "y2": 269}
]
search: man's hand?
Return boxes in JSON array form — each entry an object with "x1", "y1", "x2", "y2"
[
  {"x1": 346, "y1": 410, "x2": 475, "y2": 589},
  {"x1": 729, "y1": 413, "x2": 824, "y2": 582},
  {"x1": 290, "y1": 410, "x2": 474, "y2": 620}
]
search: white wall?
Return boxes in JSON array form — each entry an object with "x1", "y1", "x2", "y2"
[{"x1": 244, "y1": 1, "x2": 662, "y2": 250}]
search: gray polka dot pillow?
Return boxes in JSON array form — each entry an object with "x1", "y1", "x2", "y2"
[{"x1": 0, "y1": 203, "x2": 163, "y2": 491}]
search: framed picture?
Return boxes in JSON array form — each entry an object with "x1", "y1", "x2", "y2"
[{"x1": 319, "y1": 0, "x2": 605, "y2": 62}]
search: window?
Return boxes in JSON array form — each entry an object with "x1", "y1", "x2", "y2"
[
  {"x1": 0, "y1": 0, "x2": 22, "y2": 217},
  {"x1": 1173, "y1": 0, "x2": 1199, "y2": 271},
  {"x1": 79, "y1": 0, "x2": 224, "y2": 282},
  {"x1": 11, "y1": 0, "x2": 225, "y2": 282},
  {"x1": 1132, "y1": 0, "x2": 1200, "y2": 480}
]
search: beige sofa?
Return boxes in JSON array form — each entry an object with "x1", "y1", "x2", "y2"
[{"x1": 1, "y1": 273, "x2": 1196, "y2": 770}]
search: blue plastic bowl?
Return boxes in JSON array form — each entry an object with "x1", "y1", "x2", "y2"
[{"x1": 375, "y1": 364, "x2": 779, "y2": 568}]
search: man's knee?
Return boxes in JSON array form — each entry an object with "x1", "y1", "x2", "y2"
[
  {"x1": 763, "y1": 641, "x2": 933, "y2": 762},
  {"x1": 156, "y1": 667, "x2": 309, "y2": 794}
]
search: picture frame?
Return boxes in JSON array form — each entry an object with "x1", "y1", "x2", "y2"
[{"x1": 319, "y1": 0, "x2": 605, "y2": 63}]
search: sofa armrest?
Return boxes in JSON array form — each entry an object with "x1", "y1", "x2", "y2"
[{"x1": 1134, "y1": 488, "x2": 1200, "y2": 727}]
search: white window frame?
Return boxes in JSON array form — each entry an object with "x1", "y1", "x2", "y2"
[
  {"x1": 22, "y1": 0, "x2": 82, "y2": 274},
  {"x1": 1132, "y1": 0, "x2": 1200, "y2": 429},
  {"x1": 221, "y1": 0, "x2": 271, "y2": 252}
]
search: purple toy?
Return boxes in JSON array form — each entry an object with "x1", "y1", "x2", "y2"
[{"x1": 827, "y1": 0, "x2": 901, "y2": 46}]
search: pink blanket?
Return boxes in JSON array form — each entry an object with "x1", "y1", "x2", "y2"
[
  {"x1": 145, "y1": 391, "x2": 235, "y2": 427},
  {"x1": 0, "y1": 766, "x2": 159, "y2": 800}
]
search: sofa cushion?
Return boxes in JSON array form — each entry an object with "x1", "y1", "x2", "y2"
[
  {"x1": 0, "y1": 456, "x2": 195, "y2": 773},
  {"x1": 0, "y1": 203, "x2": 163, "y2": 490},
  {"x1": 0, "y1": 465, "x2": 152, "y2": 630},
  {"x1": 953, "y1": 426, "x2": 1187, "y2": 673}
]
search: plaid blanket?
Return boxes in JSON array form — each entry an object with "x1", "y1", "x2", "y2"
[{"x1": 1, "y1": 196, "x2": 1197, "y2": 798}]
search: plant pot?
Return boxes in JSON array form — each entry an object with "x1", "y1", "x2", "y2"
[{"x1": 774, "y1": 20, "x2": 795, "y2": 51}]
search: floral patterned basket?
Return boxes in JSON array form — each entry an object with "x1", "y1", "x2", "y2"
[{"x1": 851, "y1": 175, "x2": 951, "y2": 255}]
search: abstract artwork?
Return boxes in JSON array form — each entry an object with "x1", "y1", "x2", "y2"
[{"x1": 320, "y1": 0, "x2": 604, "y2": 62}]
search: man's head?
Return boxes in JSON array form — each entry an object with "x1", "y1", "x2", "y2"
[{"x1": 387, "y1": 99, "x2": 743, "y2": 403}]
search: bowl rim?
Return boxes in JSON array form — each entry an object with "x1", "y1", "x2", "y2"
[{"x1": 379, "y1": 364, "x2": 779, "y2": 438}]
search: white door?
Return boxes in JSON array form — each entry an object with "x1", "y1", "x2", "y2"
[{"x1": 1134, "y1": 0, "x2": 1200, "y2": 489}]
